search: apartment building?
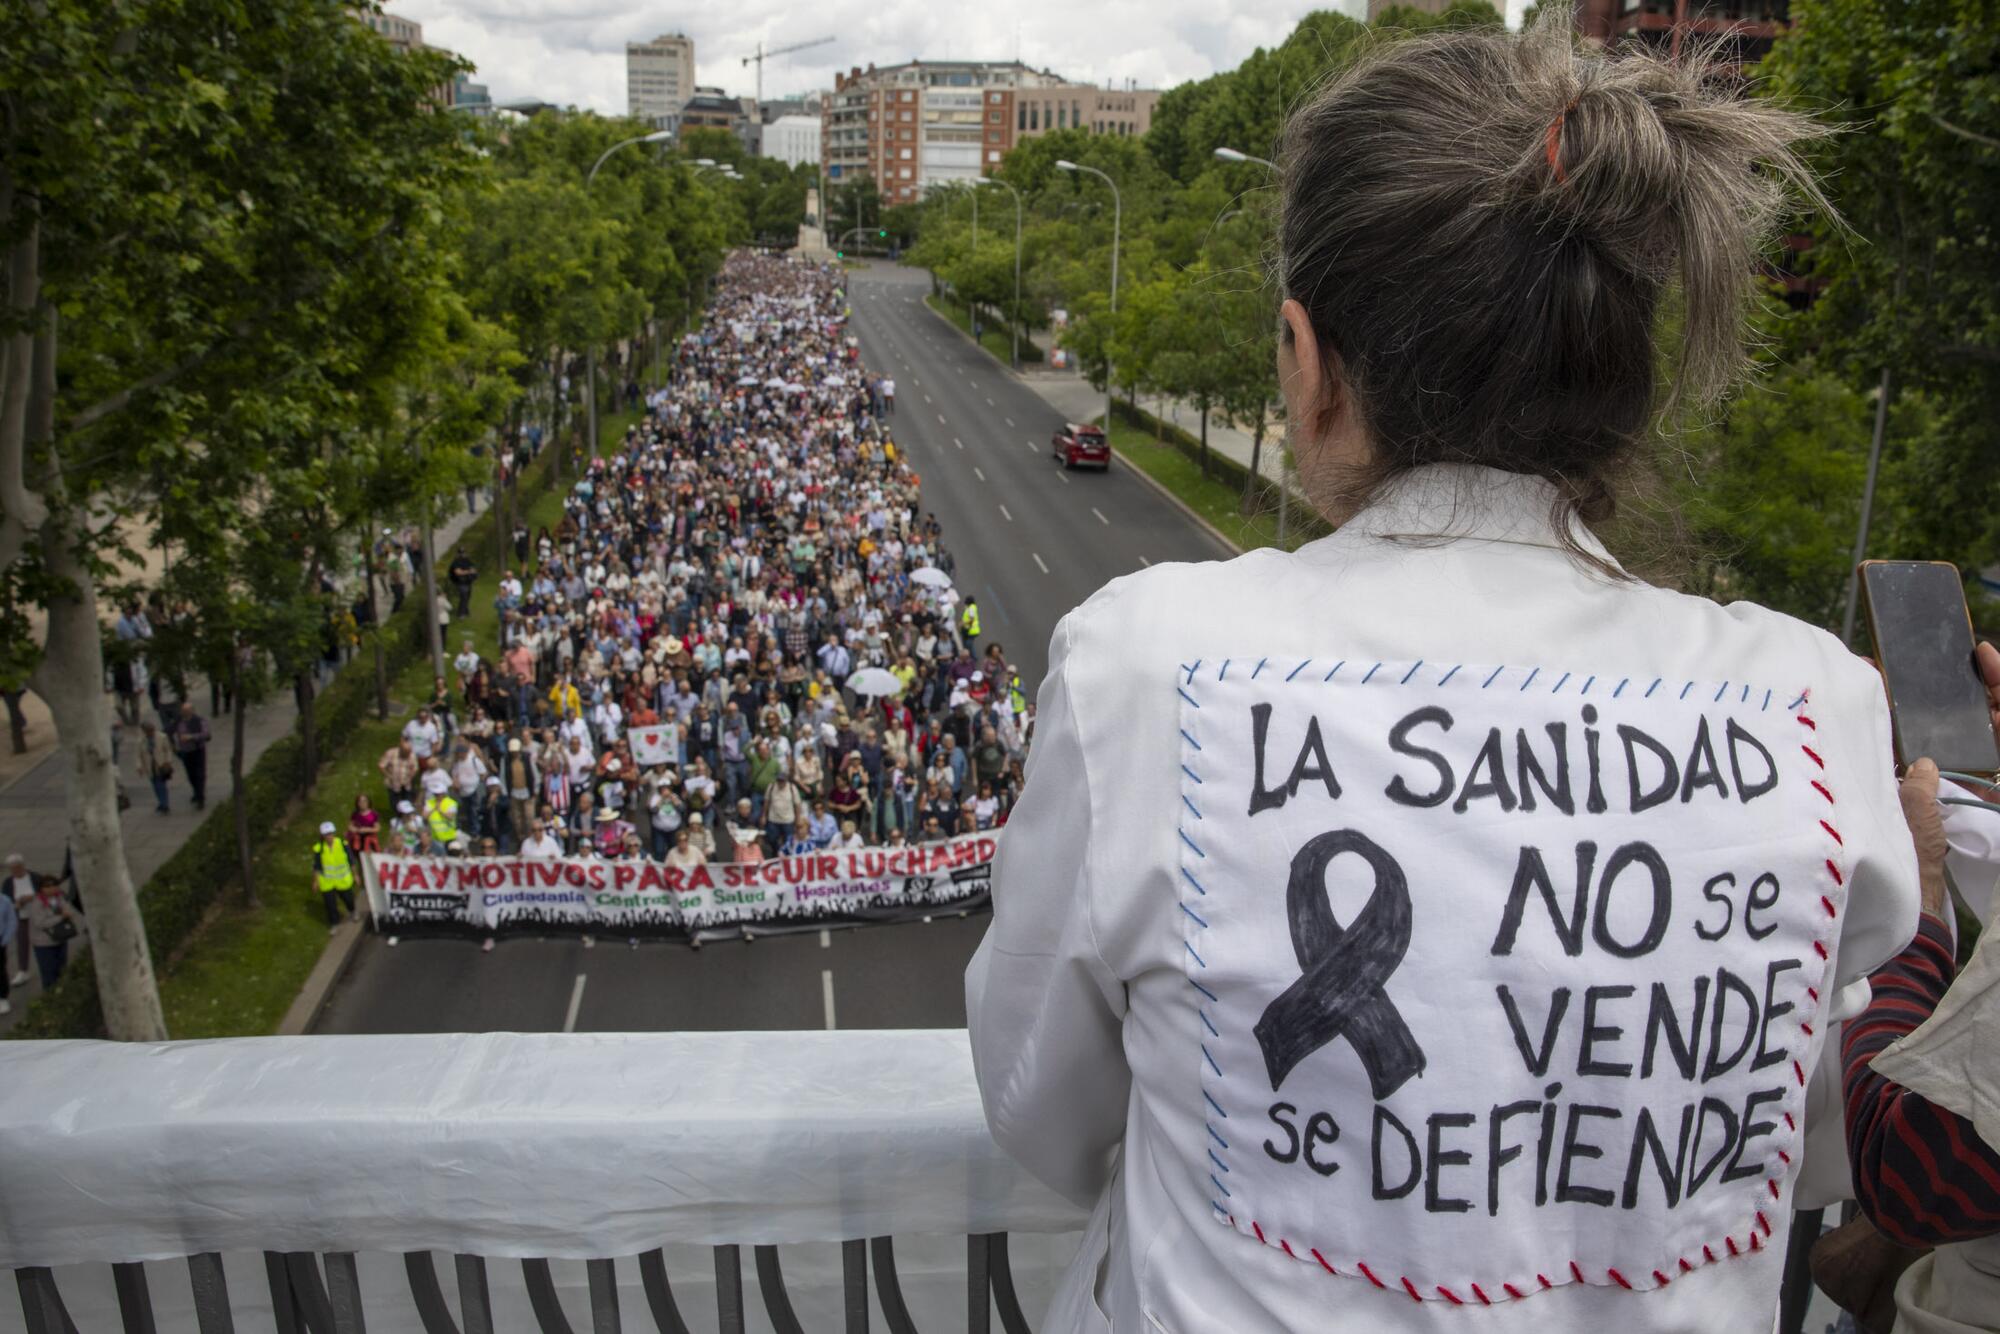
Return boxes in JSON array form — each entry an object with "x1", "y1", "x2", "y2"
[
  {"x1": 627, "y1": 33, "x2": 696, "y2": 124},
  {"x1": 826, "y1": 60, "x2": 1161, "y2": 207},
  {"x1": 1577, "y1": 0, "x2": 1790, "y2": 63}
]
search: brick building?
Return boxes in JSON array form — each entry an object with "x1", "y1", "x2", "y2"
[
  {"x1": 824, "y1": 60, "x2": 1158, "y2": 207},
  {"x1": 1577, "y1": 0, "x2": 1790, "y2": 64}
]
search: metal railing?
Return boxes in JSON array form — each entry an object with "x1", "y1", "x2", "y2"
[
  {"x1": 14, "y1": 1236, "x2": 1037, "y2": 1333},
  {"x1": 0, "y1": 1031, "x2": 1087, "y2": 1333}
]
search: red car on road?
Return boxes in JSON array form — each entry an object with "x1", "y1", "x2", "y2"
[{"x1": 1052, "y1": 422, "x2": 1110, "y2": 470}]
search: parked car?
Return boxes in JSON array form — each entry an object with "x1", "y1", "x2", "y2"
[{"x1": 1051, "y1": 423, "x2": 1110, "y2": 470}]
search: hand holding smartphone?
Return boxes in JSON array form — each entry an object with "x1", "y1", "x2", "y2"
[{"x1": 1858, "y1": 560, "x2": 2000, "y2": 779}]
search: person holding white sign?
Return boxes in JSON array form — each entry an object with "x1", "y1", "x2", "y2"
[{"x1": 967, "y1": 14, "x2": 1923, "y2": 1334}]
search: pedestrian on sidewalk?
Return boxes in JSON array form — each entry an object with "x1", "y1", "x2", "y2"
[
  {"x1": 448, "y1": 548, "x2": 478, "y2": 617},
  {"x1": 22, "y1": 875, "x2": 80, "y2": 989},
  {"x1": 171, "y1": 704, "x2": 210, "y2": 810},
  {"x1": 310, "y1": 821, "x2": 356, "y2": 932},
  {"x1": 136, "y1": 718, "x2": 177, "y2": 814},
  {"x1": 0, "y1": 888, "x2": 16, "y2": 1014},
  {"x1": 4, "y1": 854, "x2": 32, "y2": 986}
]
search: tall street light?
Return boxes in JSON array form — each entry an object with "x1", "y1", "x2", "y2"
[
  {"x1": 1213, "y1": 146, "x2": 1277, "y2": 170},
  {"x1": 1055, "y1": 159, "x2": 1120, "y2": 434},
  {"x1": 975, "y1": 178, "x2": 1023, "y2": 370},
  {"x1": 582, "y1": 129, "x2": 674, "y2": 462}
]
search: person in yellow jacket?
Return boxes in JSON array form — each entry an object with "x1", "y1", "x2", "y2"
[
  {"x1": 423, "y1": 791, "x2": 461, "y2": 853},
  {"x1": 960, "y1": 598, "x2": 981, "y2": 655},
  {"x1": 312, "y1": 821, "x2": 356, "y2": 931},
  {"x1": 547, "y1": 674, "x2": 582, "y2": 720}
]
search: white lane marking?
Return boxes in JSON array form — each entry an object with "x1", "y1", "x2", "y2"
[
  {"x1": 820, "y1": 929, "x2": 831, "y2": 949},
  {"x1": 937, "y1": 413, "x2": 947, "y2": 424},
  {"x1": 563, "y1": 974, "x2": 587, "y2": 1033},
  {"x1": 1025, "y1": 439, "x2": 1038, "y2": 453},
  {"x1": 1140, "y1": 557, "x2": 1153, "y2": 567},
  {"x1": 1092, "y1": 507, "x2": 1110, "y2": 525},
  {"x1": 999, "y1": 504, "x2": 1013, "y2": 521},
  {"x1": 1056, "y1": 472, "x2": 1070, "y2": 485},
  {"x1": 1032, "y1": 552, "x2": 1050, "y2": 574},
  {"x1": 822, "y1": 968, "x2": 837, "y2": 1030},
  {"x1": 1004, "y1": 417, "x2": 1014, "y2": 428},
  {"x1": 953, "y1": 437, "x2": 964, "y2": 450},
  {"x1": 973, "y1": 466, "x2": 986, "y2": 482},
  {"x1": 924, "y1": 393, "x2": 932, "y2": 404},
  {"x1": 985, "y1": 397, "x2": 994, "y2": 406}
]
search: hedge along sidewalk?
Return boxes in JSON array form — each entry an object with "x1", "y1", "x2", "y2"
[{"x1": 5, "y1": 437, "x2": 572, "y2": 1040}]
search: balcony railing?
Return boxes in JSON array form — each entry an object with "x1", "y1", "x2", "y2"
[{"x1": 0, "y1": 1031, "x2": 1088, "y2": 1332}]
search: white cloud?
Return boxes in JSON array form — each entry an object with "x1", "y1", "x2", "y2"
[{"x1": 390, "y1": 0, "x2": 1389, "y2": 114}]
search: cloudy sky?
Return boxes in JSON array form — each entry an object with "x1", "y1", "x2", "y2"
[{"x1": 395, "y1": 0, "x2": 1532, "y2": 113}]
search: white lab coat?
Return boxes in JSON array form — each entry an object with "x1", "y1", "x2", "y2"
[{"x1": 967, "y1": 466, "x2": 1920, "y2": 1333}]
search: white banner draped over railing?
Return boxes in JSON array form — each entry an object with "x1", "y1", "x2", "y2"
[{"x1": 361, "y1": 834, "x2": 996, "y2": 938}]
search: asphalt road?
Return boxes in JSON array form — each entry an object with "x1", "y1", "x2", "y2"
[{"x1": 315, "y1": 257, "x2": 1229, "y2": 1038}]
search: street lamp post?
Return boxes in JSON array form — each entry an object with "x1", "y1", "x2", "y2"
[
  {"x1": 1056, "y1": 160, "x2": 1120, "y2": 433},
  {"x1": 1213, "y1": 146, "x2": 1277, "y2": 170},
  {"x1": 582, "y1": 130, "x2": 674, "y2": 462},
  {"x1": 975, "y1": 179, "x2": 1023, "y2": 370}
]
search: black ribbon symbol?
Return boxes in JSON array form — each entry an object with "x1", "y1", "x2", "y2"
[{"x1": 1254, "y1": 829, "x2": 1426, "y2": 1099}]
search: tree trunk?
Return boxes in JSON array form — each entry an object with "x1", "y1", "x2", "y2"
[
  {"x1": 421, "y1": 508, "x2": 444, "y2": 686},
  {"x1": 230, "y1": 652, "x2": 255, "y2": 907},
  {"x1": 1199, "y1": 405, "x2": 1210, "y2": 480},
  {"x1": 365, "y1": 511, "x2": 388, "y2": 722},
  {"x1": 295, "y1": 669, "x2": 317, "y2": 791},
  {"x1": 1244, "y1": 424, "x2": 1264, "y2": 513},
  {"x1": 11, "y1": 263, "x2": 167, "y2": 1040},
  {"x1": 2, "y1": 689, "x2": 27, "y2": 754}
]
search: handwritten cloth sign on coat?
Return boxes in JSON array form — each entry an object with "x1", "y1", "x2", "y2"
[{"x1": 1179, "y1": 658, "x2": 1843, "y2": 1305}]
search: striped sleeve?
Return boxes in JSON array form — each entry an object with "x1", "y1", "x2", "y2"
[{"x1": 1841, "y1": 912, "x2": 2000, "y2": 1246}]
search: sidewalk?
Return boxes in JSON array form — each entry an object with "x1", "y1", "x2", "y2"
[
  {"x1": 0, "y1": 502, "x2": 483, "y2": 1033},
  {"x1": 1018, "y1": 326, "x2": 1285, "y2": 484}
]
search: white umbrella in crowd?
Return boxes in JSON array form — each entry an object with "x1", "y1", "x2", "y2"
[
  {"x1": 846, "y1": 668, "x2": 905, "y2": 697},
  {"x1": 909, "y1": 567, "x2": 952, "y2": 589}
]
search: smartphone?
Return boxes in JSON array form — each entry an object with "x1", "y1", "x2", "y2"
[{"x1": 1859, "y1": 560, "x2": 1999, "y2": 776}]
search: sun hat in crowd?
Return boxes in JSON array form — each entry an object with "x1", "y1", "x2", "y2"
[
  {"x1": 422, "y1": 770, "x2": 450, "y2": 795},
  {"x1": 507, "y1": 738, "x2": 521, "y2": 752},
  {"x1": 396, "y1": 801, "x2": 415, "y2": 815},
  {"x1": 597, "y1": 808, "x2": 620, "y2": 823},
  {"x1": 318, "y1": 821, "x2": 335, "y2": 835}
]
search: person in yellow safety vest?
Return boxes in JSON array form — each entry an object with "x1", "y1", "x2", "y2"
[
  {"x1": 312, "y1": 820, "x2": 357, "y2": 931},
  {"x1": 424, "y1": 791, "x2": 460, "y2": 853},
  {"x1": 960, "y1": 598, "x2": 981, "y2": 655},
  {"x1": 1007, "y1": 667, "x2": 1027, "y2": 719},
  {"x1": 547, "y1": 673, "x2": 582, "y2": 720}
]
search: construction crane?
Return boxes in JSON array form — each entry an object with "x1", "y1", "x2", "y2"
[{"x1": 742, "y1": 36, "x2": 834, "y2": 110}]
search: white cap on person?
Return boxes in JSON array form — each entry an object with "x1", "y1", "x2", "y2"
[
  {"x1": 397, "y1": 801, "x2": 415, "y2": 815},
  {"x1": 318, "y1": 821, "x2": 336, "y2": 835}
]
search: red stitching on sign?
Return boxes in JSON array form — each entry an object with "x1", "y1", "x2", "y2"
[
  {"x1": 1821, "y1": 895, "x2": 1838, "y2": 918},
  {"x1": 1749, "y1": 1232, "x2": 1764, "y2": 1253},
  {"x1": 1503, "y1": 1283, "x2": 1525, "y2": 1300},
  {"x1": 1726, "y1": 1237, "x2": 1739, "y2": 1257},
  {"x1": 1768, "y1": 1178, "x2": 1782, "y2": 1199},
  {"x1": 1652, "y1": 1270, "x2": 1670, "y2": 1287},
  {"x1": 1826, "y1": 859, "x2": 1844, "y2": 886},
  {"x1": 1357, "y1": 1262, "x2": 1386, "y2": 1290},
  {"x1": 1797, "y1": 714, "x2": 1817, "y2": 730},
  {"x1": 1783, "y1": 1112, "x2": 1797, "y2": 1131},
  {"x1": 1252, "y1": 1221, "x2": 1266, "y2": 1245},
  {"x1": 1814, "y1": 941, "x2": 1829, "y2": 959},
  {"x1": 1806, "y1": 987, "x2": 1819, "y2": 1003},
  {"x1": 1281, "y1": 1239, "x2": 1296, "y2": 1259},
  {"x1": 1757, "y1": 1212, "x2": 1772, "y2": 1236},
  {"x1": 1778, "y1": 1150, "x2": 1792, "y2": 1165},
  {"x1": 1608, "y1": 1268, "x2": 1633, "y2": 1290},
  {"x1": 1311, "y1": 1249, "x2": 1336, "y2": 1275},
  {"x1": 1438, "y1": 1286, "x2": 1463, "y2": 1306},
  {"x1": 1810, "y1": 780, "x2": 1834, "y2": 803},
  {"x1": 1471, "y1": 1284, "x2": 1491, "y2": 1306},
  {"x1": 1401, "y1": 1276, "x2": 1423, "y2": 1303},
  {"x1": 1793, "y1": 1060, "x2": 1807, "y2": 1086},
  {"x1": 1569, "y1": 1261, "x2": 1585, "y2": 1285},
  {"x1": 1678, "y1": 1258, "x2": 1694, "y2": 1274},
  {"x1": 1537, "y1": 1273, "x2": 1552, "y2": 1290},
  {"x1": 1703, "y1": 1245, "x2": 1716, "y2": 1264},
  {"x1": 1819, "y1": 820, "x2": 1844, "y2": 845},
  {"x1": 1801, "y1": 1021, "x2": 1814, "y2": 1037},
  {"x1": 1802, "y1": 745, "x2": 1824, "y2": 768}
]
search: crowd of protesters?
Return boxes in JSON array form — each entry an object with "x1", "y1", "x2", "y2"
[{"x1": 359, "y1": 252, "x2": 1035, "y2": 889}]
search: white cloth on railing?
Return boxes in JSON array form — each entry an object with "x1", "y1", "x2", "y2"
[{"x1": 0, "y1": 1029, "x2": 1086, "y2": 1269}]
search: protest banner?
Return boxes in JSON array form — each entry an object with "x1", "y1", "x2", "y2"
[{"x1": 362, "y1": 833, "x2": 997, "y2": 940}]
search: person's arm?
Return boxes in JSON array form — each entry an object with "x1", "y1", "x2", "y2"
[
  {"x1": 964, "y1": 612, "x2": 1128, "y2": 1208},
  {"x1": 1843, "y1": 759, "x2": 2000, "y2": 1245}
]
